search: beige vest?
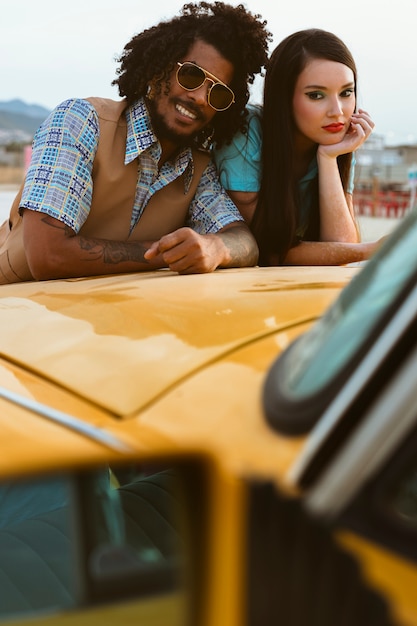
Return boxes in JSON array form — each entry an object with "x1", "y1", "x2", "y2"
[{"x1": 0, "y1": 97, "x2": 210, "y2": 283}]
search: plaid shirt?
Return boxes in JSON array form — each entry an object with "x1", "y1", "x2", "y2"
[{"x1": 21, "y1": 98, "x2": 243, "y2": 234}]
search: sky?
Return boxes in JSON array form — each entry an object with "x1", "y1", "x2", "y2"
[{"x1": 1, "y1": 0, "x2": 415, "y2": 145}]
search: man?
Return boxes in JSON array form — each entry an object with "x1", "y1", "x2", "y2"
[{"x1": 0, "y1": 2, "x2": 271, "y2": 283}]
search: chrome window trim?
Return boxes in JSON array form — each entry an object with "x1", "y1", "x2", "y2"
[
  {"x1": 0, "y1": 387, "x2": 132, "y2": 453},
  {"x1": 303, "y1": 341, "x2": 417, "y2": 518},
  {"x1": 286, "y1": 280, "x2": 417, "y2": 487}
]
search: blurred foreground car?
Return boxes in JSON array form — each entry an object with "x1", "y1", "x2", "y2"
[{"x1": 0, "y1": 213, "x2": 417, "y2": 625}]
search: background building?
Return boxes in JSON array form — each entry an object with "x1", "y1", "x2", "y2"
[{"x1": 354, "y1": 134, "x2": 417, "y2": 217}]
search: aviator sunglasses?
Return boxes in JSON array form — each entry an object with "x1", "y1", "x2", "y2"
[{"x1": 176, "y1": 62, "x2": 235, "y2": 111}]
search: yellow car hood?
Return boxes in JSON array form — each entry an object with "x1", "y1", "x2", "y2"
[{"x1": 0, "y1": 266, "x2": 356, "y2": 417}]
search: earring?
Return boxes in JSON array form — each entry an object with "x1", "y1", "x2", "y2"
[{"x1": 146, "y1": 84, "x2": 154, "y2": 101}]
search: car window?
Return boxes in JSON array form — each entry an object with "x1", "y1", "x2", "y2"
[
  {"x1": 282, "y1": 213, "x2": 417, "y2": 397},
  {"x1": 0, "y1": 475, "x2": 77, "y2": 618},
  {"x1": 0, "y1": 464, "x2": 187, "y2": 622}
]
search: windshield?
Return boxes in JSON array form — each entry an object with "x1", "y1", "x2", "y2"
[{"x1": 278, "y1": 212, "x2": 417, "y2": 399}]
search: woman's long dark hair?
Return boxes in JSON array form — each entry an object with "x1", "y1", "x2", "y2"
[
  {"x1": 252, "y1": 29, "x2": 357, "y2": 264},
  {"x1": 112, "y1": 2, "x2": 271, "y2": 149}
]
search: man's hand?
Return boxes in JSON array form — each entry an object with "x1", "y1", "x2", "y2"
[{"x1": 145, "y1": 223, "x2": 258, "y2": 274}]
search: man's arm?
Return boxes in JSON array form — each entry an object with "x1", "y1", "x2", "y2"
[
  {"x1": 23, "y1": 211, "x2": 165, "y2": 280},
  {"x1": 23, "y1": 212, "x2": 258, "y2": 280},
  {"x1": 144, "y1": 222, "x2": 258, "y2": 274}
]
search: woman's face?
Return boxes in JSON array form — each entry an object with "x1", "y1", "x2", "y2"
[{"x1": 292, "y1": 57, "x2": 356, "y2": 151}]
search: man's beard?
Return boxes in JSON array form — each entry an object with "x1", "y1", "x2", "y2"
[{"x1": 146, "y1": 97, "x2": 203, "y2": 148}]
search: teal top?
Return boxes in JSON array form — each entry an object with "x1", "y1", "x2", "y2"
[
  {"x1": 214, "y1": 104, "x2": 263, "y2": 192},
  {"x1": 214, "y1": 104, "x2": 355, "y2": 237}
]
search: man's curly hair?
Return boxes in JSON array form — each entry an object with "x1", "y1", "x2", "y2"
[{"x1": 112, "y1": 2, "x2": 271, "y2": 148}]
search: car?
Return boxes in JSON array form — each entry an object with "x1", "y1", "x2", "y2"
[{"x1": 0, "y1": 210, "x2": 416, "y2": 626}]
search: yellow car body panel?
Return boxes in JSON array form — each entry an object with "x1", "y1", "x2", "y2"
[
  {"x1": 0, "y1": 266, "x2": 355, "y2": 479},
  {"x1": 338, "y1": 532, "x2": 417, "y2": 626},
  {"x1": 0, "y1": 267, "x2": 355, "y2": 417},
  {"x1": 131, "y1": 329, "x2": 311, "y2": 481},
  {"x1": 8, "y1": 594, "x2": 186, "y2": 626}
]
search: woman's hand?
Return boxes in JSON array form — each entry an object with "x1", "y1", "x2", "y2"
[{"x1": 318, "y1": 109, "x2": 375, "y2": 159}]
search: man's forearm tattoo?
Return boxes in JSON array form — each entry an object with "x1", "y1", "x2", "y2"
[
  {"x1": 79, "y1": 237, "x2": 149, "y2": 265},
  {"x1": 41, "y1": 215, "x2": 150, "y2": 266}
]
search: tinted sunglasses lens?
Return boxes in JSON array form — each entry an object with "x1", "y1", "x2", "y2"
[
  {"x1": 177, "y1": 64, "x2": 205, "y2": 89},
  {"x1": 209, "y1": 84, "x2": 234, "y2": 110},
  {"x1": 177, "y1": 63, "x2": 234, "y2": 111}
]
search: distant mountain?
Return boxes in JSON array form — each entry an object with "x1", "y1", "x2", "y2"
[
  {"x1": 0, "y1": 99, "x2": 51, "y2": 142},
  {"x1": 0, "y1": 99, "x2": 51, "y2": 119}
]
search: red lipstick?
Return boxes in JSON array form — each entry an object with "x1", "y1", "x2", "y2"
[{"x1": 323, "y1": 123, "x2": 345, "y2": 133}]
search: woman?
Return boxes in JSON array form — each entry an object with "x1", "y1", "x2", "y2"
[{"x1": 214, "y1": 29, "x2": 381, "y2": 265}]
